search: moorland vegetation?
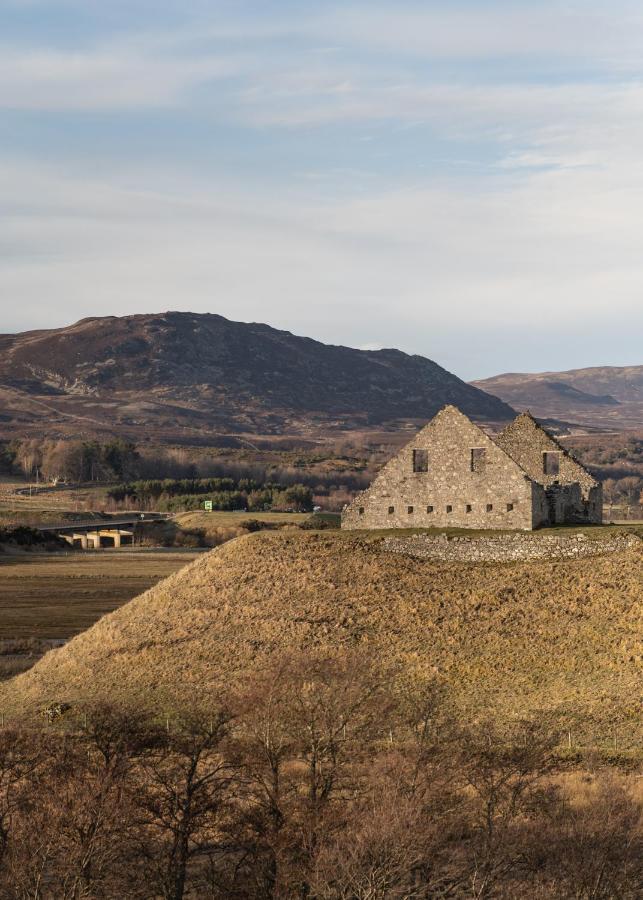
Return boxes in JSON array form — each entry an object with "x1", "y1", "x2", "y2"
[
  {"x1": 0, "y1": 655, "x2": 640, "y2": 899},
  {"x1": 0, "y1": 530, "x2": 640, "y2": 897}
]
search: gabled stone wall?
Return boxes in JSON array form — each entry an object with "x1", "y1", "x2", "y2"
[
  {"x1": 530, "y1": 482, "x2": 550, "y2": 529},
  {"x1": 342, "y1": 406, "x2": 534, "y2": 530},
  {"x1": 496, "y1": 413, "x2": 595, "y2": 492},
  {"x1": 495, "y1": 413, "x2": 602, "y2": 524}
]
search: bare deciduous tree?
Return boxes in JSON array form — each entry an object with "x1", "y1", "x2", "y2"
[{"x1": 132, "y1": 709, "x2": 235, "y2": 900}]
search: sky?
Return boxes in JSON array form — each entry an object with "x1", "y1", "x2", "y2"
[{"x1": 1, "y1": 0, "x2": 642, "y2": 379}]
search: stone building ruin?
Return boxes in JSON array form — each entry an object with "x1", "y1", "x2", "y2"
[{"x1": 342, "y1": 406, "x2": 602, "y2": 531}]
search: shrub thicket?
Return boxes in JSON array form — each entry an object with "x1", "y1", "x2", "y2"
[{"x1": 0, "y1": 652, "x2": 639, "y2": 899}]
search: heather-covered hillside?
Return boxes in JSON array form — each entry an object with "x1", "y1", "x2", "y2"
[{"x1": 0, "y1": 312, "x2": 513, "y2": 439}]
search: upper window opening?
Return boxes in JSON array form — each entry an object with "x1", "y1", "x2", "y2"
[
  {"x1": 358, "y1": 507, "x2": 365, "y2": 515},
  {"x1": 543, "y1": 452, "x2": 560, "y2": 476},
  {"x1": 407, "y1": 506, "x2": 414, "y2": 514},
  {"x1": 388, "y1": 506, "x2": 395, "y2": 515},
  {"x1": 471, "y1": 448, "x2": 486, "y2": 473},
  {"x1": 412, "y1": 449, "x2": 429, "y2": 473}
]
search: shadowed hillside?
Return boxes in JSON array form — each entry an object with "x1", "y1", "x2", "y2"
[
  {"x1": 0, "y1": 312, "x2": 513, "y2": 440},
  {"x1": 472, "y1": 365, "x2": 643, "y2": 428},
  {"x1": 2, "y1": 531, "x2": 640, "y2": 748}
]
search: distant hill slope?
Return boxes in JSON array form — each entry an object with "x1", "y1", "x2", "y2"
[
  {"x1": 472, "y1": 365, "x2": 643, "y2": 429},
  {"x1": 1, "y1": 531, "x2": 641, "y2": 747},
  {"x1": 0, "y1": 312, "x2": 513, "y2": 440}
]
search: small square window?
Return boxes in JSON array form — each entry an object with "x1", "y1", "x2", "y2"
[
  {"x1": 486, "y1": 503, "x2": 493, "y2": 512},
  {"x1": 543, "y1": 452, "x2": 560, "y2": 476},
  {"x1": 412, "y1": 449, "x2": 429, "y2": 473},
  {"x1": 427, "y1": 505, "x2": 434, "y2": 513},
  {"x1": 388, "y1": 506, "x2": 395, "y2": 515},
  {"x1": 466, "y1": 504, "x2": 472, "y2": 513},
  {"x1": 506, "y1": 503, "x2": 514, "y2": 512},
  {"x1": 408, "y1": 505, "x2": 414, "y2": 514},
  {"x1": 358, "y1": 507, "x2": 365, "y2": 515},
  {"x1": 471, "y1": 447, "x2": 486, "y2": 473},
  {"x1": 446, "y1": 505, "x2": 453, "y2": 513}
]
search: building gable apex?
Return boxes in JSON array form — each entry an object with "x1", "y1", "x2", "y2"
[
  {"x1": 353, "y1": 404, "x2": 533, "y2": 506},
  {"x1": 497, "y1": 412, "x2": 597, "y2": 485}
]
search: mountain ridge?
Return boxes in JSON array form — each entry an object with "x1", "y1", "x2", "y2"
[
  {"x1": 472, "y1": 364, "x2": 643, "y2": 429},
  {"x1": 0, "y1": 311, "x2": 514, "y2": 440}
]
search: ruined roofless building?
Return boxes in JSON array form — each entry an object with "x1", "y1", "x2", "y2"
[{"x1": 342, "y1": 406, "x2": 602, "y2": 531}]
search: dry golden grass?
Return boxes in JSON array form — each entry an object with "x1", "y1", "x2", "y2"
[
  {"x1": 137, "y1": 510, "x2": 310, "y2": 549},
  {"x1": 173, "y1": 511, "x2": 309, "y2": 528},
  {"x1": 0, "y1": 532, "x2": 640, "y2": 752}
]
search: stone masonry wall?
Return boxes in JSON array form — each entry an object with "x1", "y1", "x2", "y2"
[
  {"x1": 495, "y1": 413, "x2": 603, "y2": 524},
  {"x1": 531, "y1": 481, "x2": 550, "y2": 529},
  {"x1": 342, "y1": 406, "x2": 535, "y2": 530},
  {"x1": 382, "y1": 531, "x2": 640, "y2": 563}
]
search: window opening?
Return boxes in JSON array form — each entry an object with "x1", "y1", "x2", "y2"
[
  {"x1": 471, "y1": 447, "x2": 486, "y2": 472},
  {"x1": 412, "y1": 449, "x2": 429, "y2": 473},
  {"x1": 388, "y1": 506, "x2": 395, "y2": 515},
  {"x1": 466, "y1": 504, "x2": 472, "y2": 513},
  {"x1": 506, "y1": 503, "x2": 514, "y2": 512},
  {"x1": 446, "y1": 505, "x2": 453, "y2": 513},
  {"x1": 427, "y1": 505, "x2": 434, "y2": 513},
  {"x1": 543, "y1": 452, "x2": 560, "y2": 476},
  {"x1": 486, "y1": 503, "x2": 493, "y2": 512},
  {"x1": 408, "y1": 506, "x2": 414, "y2": 514}
]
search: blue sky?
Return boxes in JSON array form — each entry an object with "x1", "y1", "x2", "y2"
[{"x1": 1, "y1": 1, "x2": 642, "y2": 379}]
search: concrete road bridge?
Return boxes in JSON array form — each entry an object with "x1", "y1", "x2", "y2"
[{"x1": 37, "y1": 514, "x2": 167, "y2": 550}]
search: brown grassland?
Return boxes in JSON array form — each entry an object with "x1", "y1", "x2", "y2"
[
  {"x1": 0, "y1": 550, "x2": 202, "y2": 642},
  {"x1": 1, "y1": 530, "x2": 640, "y2": 756},
  {"x1": 0, "y1": 530, "x2": 640, "y2": 897},
  {"x1": 0, "y1": 550, "x2": 202, "y2": 682}
]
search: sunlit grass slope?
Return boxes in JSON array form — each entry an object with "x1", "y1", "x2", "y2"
[{"x1": 1, "y1": 532, "x2": 640, "y2": 746}]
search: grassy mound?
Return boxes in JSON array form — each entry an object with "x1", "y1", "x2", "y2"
[{"x1": 0, "y1": 532, "x2": 640, "y2": 746}]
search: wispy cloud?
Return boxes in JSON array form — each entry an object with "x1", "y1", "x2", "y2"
[
  {"x1": 0, "y1": 39, "x2": 240, "y2": 110},
  {"x1": 315, "y1": 3, "x2": 643, "y2": 63},
  {"x1": 2, "y1": 147, "x2": 642, "y2": 378},
  {"x1": 1, "y1": 1, "x2": 642, "y2": 376}
]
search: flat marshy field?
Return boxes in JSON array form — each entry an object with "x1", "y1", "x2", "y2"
[
  {"x1": 0, "y1": 549, "x2": 202, "y2": 677},
  {"x1": 0, "y1": 550, "x2": 202, "y2": 640}
]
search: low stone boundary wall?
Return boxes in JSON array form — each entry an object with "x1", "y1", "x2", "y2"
[{"x1": 381, "y1": 532, "x2": 641, "y2": 563}]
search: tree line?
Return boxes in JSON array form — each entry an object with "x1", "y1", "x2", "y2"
[
  {"x1": 0, "y1": 651, "x2": 639, "y2": 899},
  {"x1": 1, "y1": 439, "x2": 370, "y2": 509},
  {"x1": 2, "y1": 439, "x2": 141, "y2": 483},
  {"x1": 108, "y1": 480, "x2": 315, "y2": 513}
]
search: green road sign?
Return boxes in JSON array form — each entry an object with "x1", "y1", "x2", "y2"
[{"x1": 204, "y1": 500, "x2": 213, "y2": 511}]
